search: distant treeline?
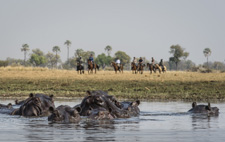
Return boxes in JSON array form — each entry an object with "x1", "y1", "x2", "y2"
[{"x1": 1, "y1": 43, "x2": 224, "y2": 71}]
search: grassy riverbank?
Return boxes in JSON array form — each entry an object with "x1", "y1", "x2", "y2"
[{"x1": 0, "y1": 66, "x2": 225, "y2": 101}]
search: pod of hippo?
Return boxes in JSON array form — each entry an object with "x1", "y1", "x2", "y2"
[{"x1": 0, "y1": 91, "x2": 220, "y2": 123}]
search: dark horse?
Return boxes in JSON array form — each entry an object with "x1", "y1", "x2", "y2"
[
  {"x1": 137, "y1": 63, "x2": 145, "y2": 74},
  {"x1": 131, "y1": 62, "x2": 138, "y2": 74},
  {"x1": 77, "y1": 63, "x2": 84, "y2": 74},
  {"x1": 146, "y1": 63, "x2": 155, "y2": 74},
  {"x1": 111, "y1": 62, "x2": 123, "y2": 74},
  {"x1": 87, "y1": 60, "x2": 99, "y2": 74}
]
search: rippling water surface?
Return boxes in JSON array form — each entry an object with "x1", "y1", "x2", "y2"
[{"x1": 0, "y1": 99, "x2": 225, "y2": 142}]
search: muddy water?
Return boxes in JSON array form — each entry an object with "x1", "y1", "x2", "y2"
[{"x1": 0, "y1": 100, "x2": 225, "y2": 142}]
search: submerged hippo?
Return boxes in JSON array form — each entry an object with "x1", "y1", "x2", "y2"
[
  {"x1": 0, "y1": 103, "x2": 12, "y2": 109},
  {"x1": 188, "y1": 102, "x2": 219, "y2": 115},
  {"x1": 87, "y1": 108, "x2": 114, "y2": 120},
  {"x1": 48, "y1": 105, "x2": 81, "y2": 123},
  {"x1": 11, "y1": 93, "x2": 55, "y2": 117}
]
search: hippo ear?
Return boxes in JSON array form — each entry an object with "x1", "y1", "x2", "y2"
[
  {"x1": 15, "y1": 99, "x2": 18, "y2": 104},
  {"x1": 192, "y1": 102, "x2": 197, "y2": 108},
  {"x1": 49, "y1": 94, "x2": 54, "y2": 99},
  {"x1": 49, "y1": 107, "x2": 55, "y2": 113},
  {"x1": 75, "y1": 106, "x2": 82, "y2": 113},
  {"x1": 87, "y1": 91, "x2": 91, "y2": 96},
  {"x1": 29, "y1": 93, "x2": 34, "y2": 98},
  {"x1": 136, "y1": 100, "x2": 140, "y2": 105},
  {"x1": 132, "y1": 100, "x2": 140, "y2": 106},
  {"x1": 8, "y1": 103, "x2": 12, "y2": 108},
  {"x1": 206, "y1": 103, "x2": 211, "y2": 111}
]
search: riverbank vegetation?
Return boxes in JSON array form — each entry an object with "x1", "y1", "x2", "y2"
[{"x1": 0, "y1": 66, "x2": 225, "y2": 101}]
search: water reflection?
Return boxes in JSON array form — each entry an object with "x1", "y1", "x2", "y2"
[{"x1": 191, "y1": 114, "x2": 219, "y2": 130}]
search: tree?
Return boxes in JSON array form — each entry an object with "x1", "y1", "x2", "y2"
[
  {"x1": 114, "y1": 51, "x2": 131, "y2": 65},
  {"x1": 105, "y1": 45, "x2": 112, "y2": 56},
  {"x1": 46, "y1": 52, "x2": 57, "y2": 68},
  {"x1": 203, "y1": 48, "x2": 212, "y2": 70},
  {"x1": 64, "y1": 40, "x2": 71, "y2": 61},
  {"x1": 74, "y1": 49, "x2": 84, "y2": 58},
  {"x1": 95, "y1": 53, "x2": 112, "y2": 68},
  {"x1": 52, "y1": 46, "x2": 61, "y2": 67},
  {"x1": 169, "y1": 44, "x2": 189, "y2": 70},
  {"x1": 29, "y1": 48, "x2": 47, "y2": 66},
  {"x1": 21, "y1": 44, "x2": 30, "y2": 65}
]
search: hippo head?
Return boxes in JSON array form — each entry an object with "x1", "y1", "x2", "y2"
[
  {"x1": 88, "y1": 109, "x2": 114, "y2": 120},
  {"x1": 22, "y1": 96, "x2": 43, "y2": 116},
  {"x1": 189, "y1": 102, "x2": 219, "y2": 115},
  {"x1": 32, "y1": 93, "x2": 55, "y2": 116},
  {"x1": 48, "y1": 105, "x2": 81, "y2": 123},
  {"x1": 86, "y1": 91, "x2": 107, "y2": 108}
]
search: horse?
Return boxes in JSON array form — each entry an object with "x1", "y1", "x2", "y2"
[
  {"x1": 137, "y1": 63, "x2": 145, "y2": 74},
  {"x1": 87, "y1": 60, "x2": 99, "y2": 74},
  {"x1": 77, "y1": 63, "x2": 84, "y2": 74},
  {"x1": 146, "y1": 63, "x2": 155, "y2": 74},
  {"x1": 131, "y1": 62, "x2": 138, "y2": 74},
  {"x1": 161, "y1": 65, "x2": 167, "y2": 73},
  {"x1": 111, "y1": 62, "x2": 123, "y2": 74}
]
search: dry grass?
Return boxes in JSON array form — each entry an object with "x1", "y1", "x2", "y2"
[
  {"x1": 0, "y1": 66, "x2": 225, "y2": 100},
  {"x1": 1, "y1": 66, "x2": 225, "y2": 81}
]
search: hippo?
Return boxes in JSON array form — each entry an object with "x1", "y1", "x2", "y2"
[
  {"x1": 11, "y1": 93, "x2": 55, "y2": 117},
  {"x1": 0, "y1": 103, "x2": 12, "y2": 109},
  {"x1": 188, "y1": 102, "x2": 219, "y2": 115},
  {"x1": 11, "y1": 96, "x2": 43, "y2": 116},
  {"x1": 78, "y1": 90, "x2": 140, "y2": 118},
  {"x1": 87, "y1": 108, "x2": 114, "y2": 120},
  {"x1": 48, "y1": 105, "x2": 81, "y2": 123}
]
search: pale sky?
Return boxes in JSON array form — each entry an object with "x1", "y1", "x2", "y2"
[{"x1": 0, "y1": 0, "x2": 225, "y2": 65}]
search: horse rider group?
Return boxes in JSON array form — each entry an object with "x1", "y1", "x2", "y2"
[
  {"x1": 76, "y1": 54, "x2": 164, "y2": 70},
  {"x1": 132, "y1": 57, "x2": 164, "y2": 70}
]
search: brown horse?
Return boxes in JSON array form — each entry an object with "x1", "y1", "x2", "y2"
[
  {"x1": 137, "y1": 63, "x2": 145, "y2": 74},
  {"x1": 111, "y1": 62, "x2": 123, "y2": 74},
  {"x1": 131, "y1": 62, "x2": 138, "y2": 74},
  {"x1": 87, "y1": 60, "x2": 99, "y2": 74},
  {"x1": 146, "y1": 63, "x2": 155, "y2": 74}
]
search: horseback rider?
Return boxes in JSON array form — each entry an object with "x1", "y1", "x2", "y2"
[
  {"x1": 151, "y1": 57, "x2": 155, "y2": 65},
  {"x1": 77, "y1": 57, "x2": 82, "y2": 65},
  {"x1": 116, "y1": 58, "x2": 121, "y2": 68},
  {"x1": 138, "y1": 57, "x2": 143, "y2": 69},
  {"x1": 89, "y1": 54, "x2": 94, "y2": 65},
  {"x1": 159, "y1": 59, "x2": 164, "y2": 70},
  {"x1": 133, "y1": 57, "x2": 137, "y2": 66}
]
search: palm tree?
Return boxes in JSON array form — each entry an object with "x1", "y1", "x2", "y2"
[
  {"x1": 52, "y1": 46, "x2": 61, "y2": 67},
  {"x1": 64, "y1": 40, "x2": 71, "y2": 61},
  {"x1": 104, "y1": 45, "x2": 112, "y2": 56},
  {"x1": 203, "y1": 48, "x2": 212, "y2": 70},
  {"x1": 21, "y1": 44, "x2": 30, "y2": 65}
]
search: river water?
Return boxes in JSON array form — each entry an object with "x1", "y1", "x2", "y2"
[{"x1": 0, "y1": 99, "x2": 225, "y2": 142}]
